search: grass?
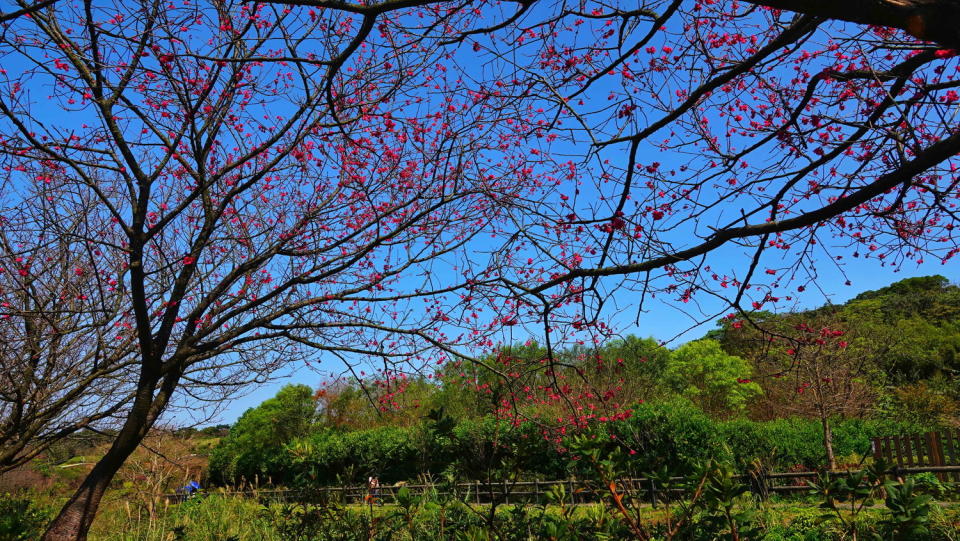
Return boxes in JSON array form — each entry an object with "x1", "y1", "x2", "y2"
[
  {"x1": 11, "y1": 480, "x2": 960, "y2": 540},
  {"x1": 90, "y1": 493, "x2": 275, "y2": 541},
  {"x1": 72, "y1": 490, "x2": 960, "y2": 541}
]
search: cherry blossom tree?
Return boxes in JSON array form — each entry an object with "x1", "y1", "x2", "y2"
[
  {"x1": 487, "y1": 1, "x2": 960, "y2": 328},
  {"x1": 719, "y1": 312, "x2": 876, "y2": 469},
  {"x1": 1, "y1": 0, "x2": 960, "y2": 538},
  {"x1": 0, "y1": 1, "x2": 542, "y2": 538},
  {"x1": 0, "y1": 188, "x2": 134, "y2": 473}
]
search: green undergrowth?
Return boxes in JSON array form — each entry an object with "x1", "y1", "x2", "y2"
[{"x1": 69, "y1": 491, "x2": 960, "y2": 540}]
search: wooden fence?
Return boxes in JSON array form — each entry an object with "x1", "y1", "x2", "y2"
[
  {"x1": 173, "y1": 464, "x2": 960, "y2": 506},
  {"x1": 873, "y1": 429, "x2": 960, "y2": 481}
]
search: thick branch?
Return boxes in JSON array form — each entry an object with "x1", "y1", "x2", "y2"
[
  {"x1": 533, "y1": 129, "x2": 960, "y2": 294},
  {"x1": 0, "y1": 0, "x2": 58, "y2": 23},
  {"x1": 748, "y1": 0, "x2": 960, "y2": 48}
]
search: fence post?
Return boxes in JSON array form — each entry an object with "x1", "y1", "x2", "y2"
[
  {"x1": 926, "y1": 431, "x2": 946, "y2": 481},
  {"x1": 946, "y1": 429, "x2": 960, "y2": 481},
  {"x1": 749, "y1": 465, "x2": 770, "y2": 501}
]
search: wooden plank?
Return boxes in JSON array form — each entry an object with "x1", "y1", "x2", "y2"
[
  {"x1": 947, "y1": 430, "x2": 960, "y2": 481},
  {"x1": 928, "y1": 431, "x2": 946, "y2": 481},
  {"x1": 945, "y1": 430, "x2": 958, "y2": 464},
  {"x1": 928, "y1": 432, "x2": 941, "y2": 465},
  {"x1": 893, "y1": 436, "x2": 905, "y2": 469}
]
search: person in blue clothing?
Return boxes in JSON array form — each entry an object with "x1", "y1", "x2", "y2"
[{"x1": 175, "y1": 480, "x2": 201, "y2": 501}]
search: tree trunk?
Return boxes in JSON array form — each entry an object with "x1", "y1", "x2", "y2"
[
  {"x1": 822, "y1": 415, "x2": 837, "y2": 470},
  {"x1": 40, "y1": 437, "x2": 142, "y2": 540},
  {"x1": 42, "y1": 367, "x2": 177, "y2": 540}
]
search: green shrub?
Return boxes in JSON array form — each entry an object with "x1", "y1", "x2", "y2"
[
  {"x1": 743, "y1": 418, "x2": 825, "y2": 470},
  {"x1": 607, "y1": 398, "x2": 727, "y2": 475},
  {"x1": 450, "y1": 418, "x2": 564, "y2": 480},
  {"x1": 208, "y1": 395, "x2": 932, "y2": 487},
  {"x1": 0, "y1": 494, "x2": 53, "y2": 541}
]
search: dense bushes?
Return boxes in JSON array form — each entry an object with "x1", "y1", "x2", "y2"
[
  {"x1": 208, "y1": 398, "x2": 929, "y2": 486},
  {"x1": 718, "y1": 417, "x2": 826, "y2": 470},
  {"x1": 607, "y1": 399, "x2": 725, "y2": 474},
  {"x1": 575, "y1": 400, "x2": 926, "y2": 477},
  {"x1": 447, "y1": 416, "x2": 566, "y2": 481},
  {"x1": 212, "y1": 417, "x2": 569, "y2": 486},
  {"x1": 0, "y1": 494, "x2": 53, "y2": 541},
  {"x1": 297, "y1": 427, "x2": 424, "y2": 484}
]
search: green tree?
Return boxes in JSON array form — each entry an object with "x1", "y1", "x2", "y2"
[
  {"x1": 665, "y1": 340, "x2": 762, "y2": 417},
  {"x1": 208, "y1": 384, "x2": 316, "y2": 484},
  {"x1": 599, "y1": 336, "x2": 670, "y2": 392},
  {"x1": 434, "y1": 342, "x2": 549, "y2": 420},
  {"x1": 316, "y1": 376, "x2": 441, "y2": 430}
]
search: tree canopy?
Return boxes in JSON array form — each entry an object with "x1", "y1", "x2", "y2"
[
  {"x1": 207, "y1": 384, "x2": 316, "y2": 483},
  {"x1": 1, "y1": 0, "x2": 959, "y2": 538},
  {"x1": 665, "y1": 340, "x2": 762, "y2": 416}
]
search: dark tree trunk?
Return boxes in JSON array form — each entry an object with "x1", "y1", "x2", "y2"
[
  {"x1": 40, "y1": 436, "x2": 143, "y2": 540},
  {"x1": 749, "y1": 0, "x2": 960, "y2": 49},
  {"x1": 41, "y1": 367, "x2": 178, "y2": 540}
]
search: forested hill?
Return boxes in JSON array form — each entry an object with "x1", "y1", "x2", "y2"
[
  {"x1": 715, "y1": 275, "x2": 960, "y2": 386},
  {"x1": 843, "y1": 275, "x2": 960, "y2": 381},
  {"x1": 849, "y1": 275, "x2": 960, "y2": 336}
]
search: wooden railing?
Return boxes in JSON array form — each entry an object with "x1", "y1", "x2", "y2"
[
  {"x1": 873, "y1": 429, "x2": 960, "y2": 481},
  {"x1": 171, "y1": 465, "x2": 960, "y2": 505}
]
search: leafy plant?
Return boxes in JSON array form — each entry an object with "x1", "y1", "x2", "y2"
[
  {"x1": 908, "y1": 472, "x2": 951, "y2": 499},
  {"x1": 809, "y1": 459, "x2": 891, "y2": 541},
  {"x1": 878, "y1": 477, "x2": 933, "y2": 540},
  {"x1": 682, "y1": 460, "x2": 761, "y2": 541},
  {"x1": 0, "y1": 494, "x2": 51, "y2": 541}
]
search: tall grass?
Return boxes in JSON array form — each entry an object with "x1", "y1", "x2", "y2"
[
  {"x1": 10, "y1": 483, "x2": 958, "y2": 540},
  {"x1": 89, "y1": 491, "x2": 276, "y2": 541}
]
